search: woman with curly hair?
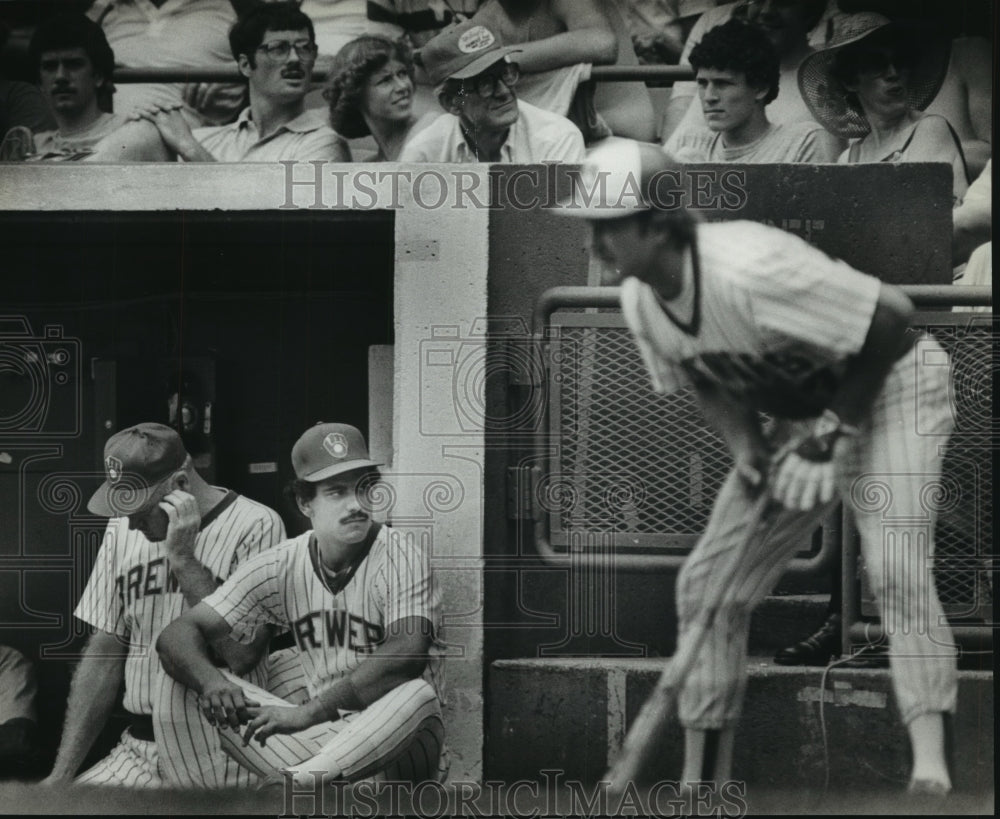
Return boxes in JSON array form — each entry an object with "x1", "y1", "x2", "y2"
[{"x1": 324, "y1": 35, "x2": 438, "y2": 161}]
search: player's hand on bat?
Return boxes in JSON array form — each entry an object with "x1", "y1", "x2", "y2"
[
  {"x1": 199, "y1": 678, "x2": 259, "y2": 731},
  {"x1": 770, "y1": 445, "x2": 839, "y2": 511},
  {"x1": 160, "y1": 489, "x2": 201, "y2": 562},
  {"x1": 733, "y1": 440, "x2": 771, "y2": 493},
  {"x1": 242, "y1": 704, "x2": 314, "y2": 747}
]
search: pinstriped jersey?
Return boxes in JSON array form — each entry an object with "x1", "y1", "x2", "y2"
[
  {"x1": 202, "y1": 526, "x2": 445, "y2": 705},
  {"x1": 74, "y1": 491, "x2": 286, "y2": 715},
  {"x1": 621, "y1": 220, "x2": 883, "y2": 418}
]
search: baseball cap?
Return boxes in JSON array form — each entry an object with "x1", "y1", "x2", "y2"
[
  {"x1": 87, "y1": 423, "x2": 188, "y2": 517},
  {"x1": 292, "y1": 423, "x2": 381, "y2": 483},
  {"x1": 417, "y1": 21, "x2": 522, "y2": 86},
  {"x1": 557, "y1": 138, "x2": 681, "y2": 219}
]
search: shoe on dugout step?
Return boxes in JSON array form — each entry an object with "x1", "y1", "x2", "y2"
[{"x1": 774, "y1": 613, "x2": 841, "y2": 666}]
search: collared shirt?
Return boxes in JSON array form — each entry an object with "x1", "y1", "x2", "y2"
[
  {"x1": 88, "y1": 0, "x2": 241, "y2": 125},
  {"x1": 31, "y1": 113, "x2": 127, "y2": 161},
  {"x1": 193, "y1": 107, "x2": 349, "y2": 162},
  {"x1": 398, "y1": 99, "x2": 585, "y2": 163}
]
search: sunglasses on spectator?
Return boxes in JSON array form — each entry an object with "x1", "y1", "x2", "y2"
[
  {"x1": 855, "y1": 46, "x2": 915, "y2": 78},
  {"x1": 257, "y1": 40, "x2": 319, "y2": 62},
  {"x1": 462, "y1": 62, "x2": 520, "y2": 99}
]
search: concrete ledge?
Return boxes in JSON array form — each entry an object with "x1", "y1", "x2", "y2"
[{"x1": 488, "y1": 658, "x2": 993, "y2": 796}]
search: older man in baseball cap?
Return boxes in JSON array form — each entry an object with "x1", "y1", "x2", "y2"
[
  {"x1": 399, "y1": 19, "x2": 585, "y2": 163},
  {"x1": 156, "y1": 422, "x2": 447, "y2": 787},
  {"x1": 44, "y1": 422, "x2": 287, "y2": 789},
  {"x1": 563, "y1": 140, "x2": 959, "y2": 799}
]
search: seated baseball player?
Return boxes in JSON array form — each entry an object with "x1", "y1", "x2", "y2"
[
  {"x1": 669, "y1": 19, "x2": 840, "y2": 163},
  {"x1": 86, "y1": 2, "x2": 348, "y2": 163},
  {"x1": 561, "y1": 140, "x2": 958, "y2": 798},
  {"x1": 399, "y1": 20, "x2": 585, "y2": 163},
  {"x1": 155, "y1": 423, "x2": 447, "y2": 786},
  {"x1": 41, "y1": 423, "x2": 287, "y2": 788},
  {"x1": 16, "y1": 13, "x2": 126, "y2": 161}
]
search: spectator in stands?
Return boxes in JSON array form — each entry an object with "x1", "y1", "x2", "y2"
[
  {"x1": 471, "y1": 0, "x2": 656, "y2": 142},
  {"x1": 952, "y1": 158, "x2": 990, "y2": 306},
  {"x1": 799, "y1": 12, "x2": 968, "y2": 202},
  {"x1": 837, "y1": 0, "x2": 992, "y2": 179},
  {"x1": 87, "y1": 0, "x2": 245, "y2": 127},
  {"x1": 400, "y1": 20, "x2": 584, "y2": 163},
  {"x1": 0, "y1": 21, "x2": 56, "y2": 157},
  {"x1": 17, "y1": 14, "x2": 126, "y2": 160},
  {"x1": 0, "y1": 645, "x2": 41, "y2": 780},
  {"x1": 670, "y1": 18, "x2": 839, "y2": 162},
  {"x1": 324, "y1": 35, "x2": 439, "y2": 161},
  {"x1": 663, "y1": 0, "x2": 832, "y2": 150},
  {"x1": 87, "y1": 2, "x2": 348, "y2": 162}
]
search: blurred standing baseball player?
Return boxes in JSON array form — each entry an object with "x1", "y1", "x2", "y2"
[
  {"x1": 41, "y1": 423, "x2": 286, "y2": 788},
  {"x1": 562, "y1": 140, "x2": 958, "y2": 797},
  {"x1": 155, "y1": 423, "x2": 447, "y2": 786}
]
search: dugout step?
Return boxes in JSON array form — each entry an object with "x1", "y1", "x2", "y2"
[
  {"x1": 487, "y1": 658, "x2": 993, "y2": 795},
  {"x1": 748, "y1": 593, "x2": 831, "y2": 655}
]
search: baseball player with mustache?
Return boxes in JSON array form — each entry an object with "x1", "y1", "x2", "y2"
[
  {"x1": 155, "y1": 423, "x2": 447, "y2": 786},
  {"x1": 563, "y1": 140, "x2": 958, "y2": 798}
]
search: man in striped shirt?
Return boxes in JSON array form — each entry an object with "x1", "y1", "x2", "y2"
[
  {"x1": 41, "y1": 423, "x2": 286, "y2": 788},
  {"x1": 155, "y1": 423, "x2": 446, "y2": 786},
  {"x1": 564, "y1": 140, "x2": 958, "y2": 798}
]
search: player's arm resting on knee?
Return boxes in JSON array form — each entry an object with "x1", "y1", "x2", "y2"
[
  {"x1": 692, "y1": 381, "x2": 769, "y2": 488},
  {"x1": 156, "y1": 603, "x2": 259, "y2": 730},
  {"x1": 480, "y1": 0, "x2": 617, "y2": 73},
  {"x1": 41, "y1": 630, "x2": 127, "y2": 784},
  {"x1": 241, "y1": 616, "x2": 434, "y2": 747},
  {"x1": 313, "y1": 615, "x2": 433, "y2": 716},
  {"x1": 772, "y1": 285, "x2": 914, "y2": 511}
]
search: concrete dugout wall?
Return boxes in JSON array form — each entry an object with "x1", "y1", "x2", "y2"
[{"x1": 0, "y1": 163, "x2": 489, "y2": 781}]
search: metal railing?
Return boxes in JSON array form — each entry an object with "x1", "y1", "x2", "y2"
[
  {"x1": 530, "y1": 285, "x2": 993, "y2": 575},
  {"x1": 108, "y1": 64, "x2": 696, "y2": 84}
]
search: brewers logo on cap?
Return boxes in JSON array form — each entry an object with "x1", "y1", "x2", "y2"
[
  {"x1": 323, "y1": 432, "x2": 349, "y2": 459},
  {"x1": 458, "y1": 25, "x2": 494, "y2": 53},
  {"x1": 106, "y1": 456, "x2": 123, "y2": 483}
]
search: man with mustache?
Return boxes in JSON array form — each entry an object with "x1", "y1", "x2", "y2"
[
  {"x1": 42, "y1": 423, "x2": 287, "y2": 787},
  {"x1": 24, "y1": 13, "x2": 125, "y2": 161},
  {"x1": 89, "y1": 2, "x2": 347, "y2": 162},
  {"x1": 399, "y1": 20, "x2": 585, "y2": 163},
  {"x1": 156, "y1": 423, "x2": 447, "y2": 786}
]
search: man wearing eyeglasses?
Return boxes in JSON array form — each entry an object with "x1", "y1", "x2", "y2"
[
  {"x1": 89, "y1": 2, "x2": 348, "y2": 162},
  {"x1": 399, "y1": 20, "x2": 585, "y2": 163}
]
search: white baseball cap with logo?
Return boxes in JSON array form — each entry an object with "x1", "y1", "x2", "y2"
[{"x1": 291, "y1": 422, "x2": 381, "y2": 482}]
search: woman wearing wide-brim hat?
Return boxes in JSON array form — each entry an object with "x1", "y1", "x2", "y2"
[{"x1": 799, "y1": 12, "x2": 969, "y2": 203}]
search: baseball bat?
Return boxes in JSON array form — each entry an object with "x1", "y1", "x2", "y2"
[{"x1": 603, "y1": 489, "x2": 781, "y2": 791}]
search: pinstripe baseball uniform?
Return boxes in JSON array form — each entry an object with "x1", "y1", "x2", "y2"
[
  {"x1": 621, "y1": 220, "x2": 957, "y2": 730},
  {"x1": 195, "y1": 524, "x2": 447, "y2": 782},
  {"x1": 73, "y1": 491, "x2": 286, "y2": 787}
]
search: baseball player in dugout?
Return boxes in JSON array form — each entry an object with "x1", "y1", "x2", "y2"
[
  {"x1": 41, "y1": 423, "x2": 287, "y2": 787},
  {"x1": 155, "y1": 423, "x2": 447, "y2": 787},
  {"x1": 561, "y1": 140, "x2": 958, "y2": 800}
]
